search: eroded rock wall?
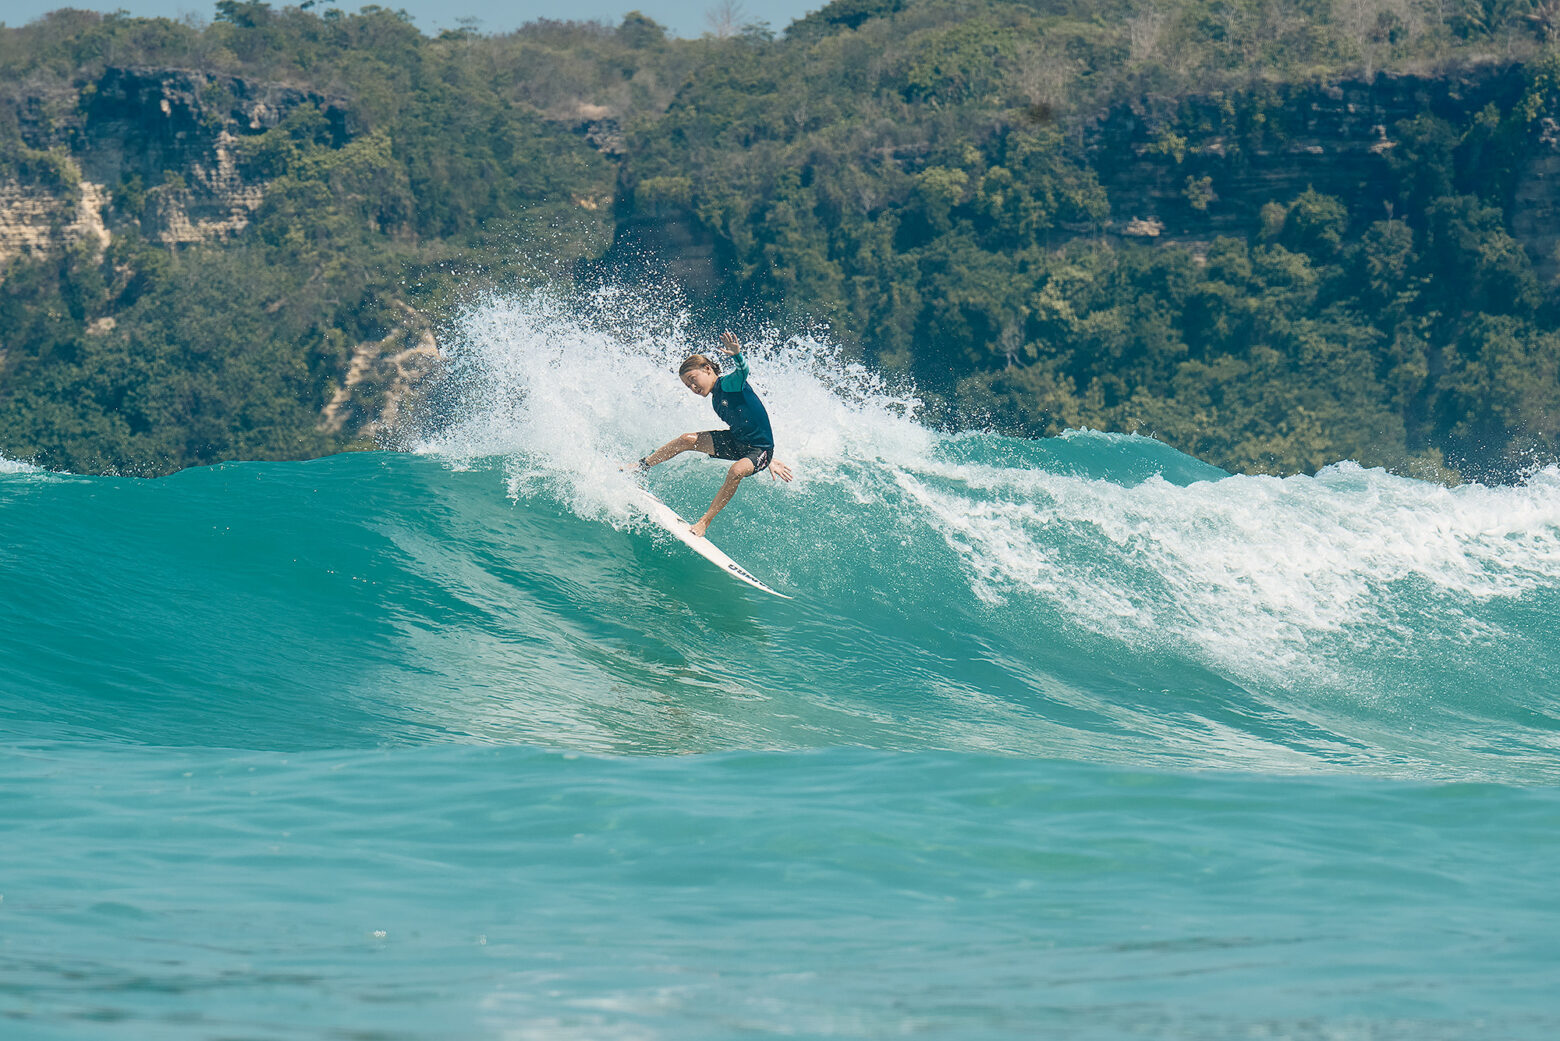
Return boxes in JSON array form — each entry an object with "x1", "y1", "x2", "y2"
[
  {"x1": 0, "y1": 64, "x2": 347, "y2": 263},
  {"x1": 1087, "y1": 64, "x2": 1560, "y2": 279}
]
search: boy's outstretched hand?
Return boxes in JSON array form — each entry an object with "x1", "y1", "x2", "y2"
[
  {"x1": 769, "y1": 460, "x2": 794, "y2": 482},
  {"x1": 719, "y1": 331, "x2": 742, "y2": 356}
]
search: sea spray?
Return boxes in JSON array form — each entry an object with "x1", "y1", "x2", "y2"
[
  {"x1": 0, "y1": 453, "x2": 41, "y2": 474},
  {"x1": 407, "y1": 286, "x2": 927, "y2": 523}
]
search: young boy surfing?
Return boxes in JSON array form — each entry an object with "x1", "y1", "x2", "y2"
[{"x1": 632, "y1": 332, "x2": 794, "y2": 537}]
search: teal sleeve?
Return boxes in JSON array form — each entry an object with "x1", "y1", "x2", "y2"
[{"x1": 719, "y1": 353, "x2": 749, "y2": 392}]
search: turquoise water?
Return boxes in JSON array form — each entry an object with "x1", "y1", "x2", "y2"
[{"x1": 3, "y1": 295, "x2": 1560, "y2": 1038}]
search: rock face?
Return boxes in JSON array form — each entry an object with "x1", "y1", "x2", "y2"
[
  {"x1": 604, "y1": 62, "x2": 1560, "y2": 291},
  {"x1": 602, "y1": 197, "x2": 726, "y2": 298},
  {"x1": 318, "y1": 302, "x2": 442, "y2": 444},
  {"x1": 1085, "y1": 64, "x2": 1560, "y2": 277},
  {"x1": 78, "y1": 66, "x2": 346, "y2": 244},
  {"x1": 0, "y1": 176, "x2": 110, "y2": 269},
  {"x1": 0, "y1": 64, "x2": 347, "y2": 262},
  {"x1": 1511, "y1": 115, "x2": 1560, "y2": 280},
  {"x1": 0, "y1": 65, "x2": 405, "y2": 445}
]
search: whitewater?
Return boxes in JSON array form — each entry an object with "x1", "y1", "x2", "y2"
[{"x1": 2, "y1": 289, "x2": 1558, "y2": 1039}]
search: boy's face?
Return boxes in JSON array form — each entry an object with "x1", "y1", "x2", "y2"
[{"x1": 681, "y1": 364, "x2": 718, "y2": 397}]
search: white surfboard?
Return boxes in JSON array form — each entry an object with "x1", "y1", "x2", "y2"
[{"x1": 631, "y1": 487, "x2": 792, "y2": 599}]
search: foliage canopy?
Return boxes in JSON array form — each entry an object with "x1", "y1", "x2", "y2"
[{"x1": 1, "y1": 0, "x2": 1558, "y2": 480}]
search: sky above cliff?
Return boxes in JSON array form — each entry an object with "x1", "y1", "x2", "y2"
[{"x1": 4, "y1": 0, "x2": 817, "y2": 38}]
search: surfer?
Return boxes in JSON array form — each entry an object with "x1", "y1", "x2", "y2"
[{"x1": 633, "y1": 331, "x2": 794, "y2": 537}]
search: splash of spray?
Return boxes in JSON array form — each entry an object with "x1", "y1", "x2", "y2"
[{"x1": 406, "y1": 285, "x2": 926, "y2": 523}]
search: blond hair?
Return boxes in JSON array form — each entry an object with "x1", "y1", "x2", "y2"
[{"x1": 679, "y1": 354, "x2": 721, "y2": 378}]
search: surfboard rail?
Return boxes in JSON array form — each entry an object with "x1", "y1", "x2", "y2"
[{"x1": 630, "y1": 487, "x2": 793, "y2": 599}]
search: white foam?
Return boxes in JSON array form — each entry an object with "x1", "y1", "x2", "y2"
[
  {"x1": 905, "y1": 454, "x2": 1560, "y2": 693},
  {"x1": 409, "y1": 286, "x2": 928, "y2": 525},
  {"x1": 0, "y1": 455, "x2": 39, "y2": 475}
]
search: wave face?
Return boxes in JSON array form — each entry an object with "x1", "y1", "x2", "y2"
[{"x1": 4, "y1": 291, "x2": 1560, "y2": 1039}]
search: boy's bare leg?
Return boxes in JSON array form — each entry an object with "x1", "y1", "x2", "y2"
[
  {"x1": 691, "y1": 458, "x2": 755, "y2": 537},
  {"x1": 640, "y1": 432, "x2": 714, "y2": 468}
]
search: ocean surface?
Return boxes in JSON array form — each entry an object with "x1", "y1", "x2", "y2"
[{"x1": 3, "y1": 292, "x2": 1560, "y2": 1039}]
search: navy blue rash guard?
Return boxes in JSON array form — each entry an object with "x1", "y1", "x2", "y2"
[{"x1": 711, "y1": 353, "x2": 774, "y2": 450}]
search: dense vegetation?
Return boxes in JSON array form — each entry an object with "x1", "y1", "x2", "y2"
[{"x1": 2, "y1": 0, "x2": 1558, "y2": 479}]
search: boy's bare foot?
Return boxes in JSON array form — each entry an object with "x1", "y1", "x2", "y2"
[{"x1": 690, "y1": 519, "x2": 709, "y2": 537}]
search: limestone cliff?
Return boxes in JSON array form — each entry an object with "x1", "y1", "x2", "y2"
[
  {"x1": 1086, "y1": 64, "x2": 1560, "y2": 279},
  {"x1": 318, "y1": 302, "x2": 442, "y2": 445},
  {"x1": 6, "y1": 58, "x2": 1555, "y2": 467},
  {"x1": 0, "y1": 65, "x2": 346, "y2": 264},
  {"x1": 605, "y1": 62, "x2": 1560, "y2": 289},
  {"x1": 0, "y1": 65, "x2": 411, "y2": 443},
  {"x1": 0, "y1": 173, "x2": 110, "y2": 270}
]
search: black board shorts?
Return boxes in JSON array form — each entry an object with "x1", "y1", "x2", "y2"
[{"x1": 706, "y1": 429, "x2": 772, "y2": 474}]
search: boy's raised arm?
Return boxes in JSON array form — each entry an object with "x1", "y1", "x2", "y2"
[{"x1": 718, "y1": 331, "x2": 749, "y2": 391}]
